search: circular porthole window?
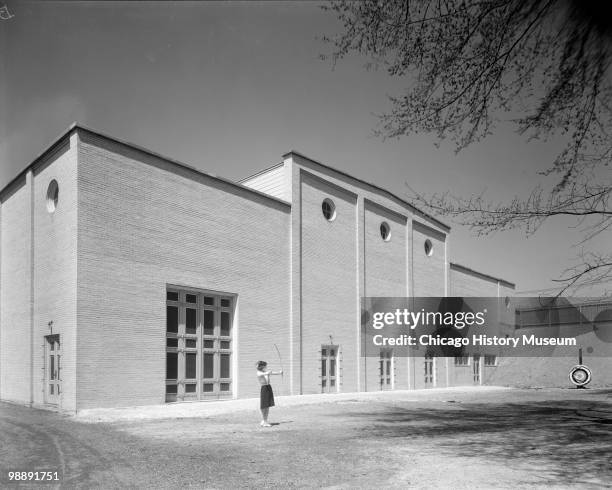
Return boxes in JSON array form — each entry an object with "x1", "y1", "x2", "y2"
[
  {"x1": 46, "y1": 180, "x2": 59, "y2": 213},
  {"x1": 424, "y1": 239, "x2": 433, "y2": 256},
  {"x1": 380, "y1": 222, "x2": 391, "y2": 241},
  {"x1": 322, "y1": 198, "x2": 336, "y2": 221}
]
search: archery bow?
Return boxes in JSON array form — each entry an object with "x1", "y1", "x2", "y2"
[{"x1": 273, "y1": 343, "x2": 284, "y2": 380}]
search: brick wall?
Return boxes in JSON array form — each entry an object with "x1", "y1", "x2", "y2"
[
  {"x1": 33, "y1": 135, "x2": 79, "y2": 411},
  {"x1": 299, "y1": 170, "x2": 358, "y2": 394},
  {"x1": 363, "y1": 202, "x2": 408, "y2": 391},
  {"x1": 76, "y1": 130, "x2": 290, "y2": 410},
  {"x1": 288, "y1": 153, "x2": 450, "y2": 395},
  {"x1": 412, "y1": 221, "x2": 447, "y2": 297},
  {"x1": 0, "y1": 132, "x2": 78, "y2": 410},
  {"x1": 0, "y1": 177, "x2": 32, "y2": 403}
]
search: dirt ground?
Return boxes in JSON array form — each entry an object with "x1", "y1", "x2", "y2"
[{"x1": 1, "y1": 387, "x2": 611, "y2": 489}]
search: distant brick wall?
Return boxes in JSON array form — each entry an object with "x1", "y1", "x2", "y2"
[
  {"x1": 76, "y1": 130, "x2": 291, "y2": 410},
  {"x1": 450, "y1": 267, "x2": 499, "y2": 297}
]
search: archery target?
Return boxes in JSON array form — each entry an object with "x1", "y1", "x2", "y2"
[{"x1": 569, "y1": 364, "x2": 592, "y2": 386}]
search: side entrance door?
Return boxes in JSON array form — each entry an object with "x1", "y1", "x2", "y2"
[
  {"x1": 379, "y1": 349, "x2": 393, "y2": 390},
  {"x1": 473, "y1": 354, "x2": 481, "y2": 384},
  {"x1": 321, "y1": 345, "x2": 339, "y2": 393},
  {"x1": 424, "y1": 353, "x2": 435, "y2": 388},
  {"x1": 45, "y1": 335, "x2": 61, "y2": 405}
]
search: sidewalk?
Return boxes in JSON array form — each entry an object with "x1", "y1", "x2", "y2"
[{"x1": 75, "y1": 385, "x2": 513, "y2": 423}]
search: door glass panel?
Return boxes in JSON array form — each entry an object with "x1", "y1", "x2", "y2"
[
  {"x1": 330, "y1": 359, "x2": 336, "y2": 377},
  {"x1": 167, "y1": 306, "x2": 178, "y2": 333},
  {"x1": 186, "y1": 353, "x2": 197, "y2": 379},
  {"x1": 203, "y1": 353, "x2": 214, "y2": 378},
  {"x1": 167, "y1": 291, "x2": 179, "y2": 301},
  {"x1": 203, "y1": 296, "x2": 214, "y2": 306},
  {"x1": 220, "y1": 383, "x2": 230, "y2": 391},
  {"x1": 220, "y1": 354, "x2": 230, "y2": 378},
  {"x1": 203, "y1": 383, "x2": 214, "y2": 392},
  {"x1": 221, "y1": 298, "x2": 231, "y2": 307},
  {"x1": 220, "y1": 340, "x2": 230, "y2": 350},
  {"x1": 321, "y1": 359, "x2": 326, "y2": 377},
  {"x1": 166, "y1": 338, "x2": 178, "y2": 347},
  {"x1": 203, "y1": 310, "x2": 214, "y2": 335},
  {"x1": 50, "y1": 356, "x2": 55, "y2": 380},
  {"x1": 185, "y1": 338, "x2": 197, "y2": 348},
  {"x1": 204, "y1": 339, "x2": 214, "y2": 348},
  {"x1": 185, "y1": 384, "x2": 196, "y2": 393},
  {"x1": 166, "y1": 384, "x2": 177, "y2": 394},
  {"x1": 57, "y1": 355, "x2": 61, "y2": 379},
  {"x1": 220, "y1": 312, "x2": 230, "y2": 336},
  {"x1": 186, "y1": 308, "x2": 197, "y2": 335},
  {"x1": 50, "y1": 384, "x2": 54, "y2": 394},
  {"x1": 166, "y1": 353, "x2": 178, "y2": 379},
  {"x1": 186, "y1": 294, "x2": 197, "y2": 304}
]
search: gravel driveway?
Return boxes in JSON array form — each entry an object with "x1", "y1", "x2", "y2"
[{"x1": 1, "y1": 387, "x2": 611, "y2": 488}]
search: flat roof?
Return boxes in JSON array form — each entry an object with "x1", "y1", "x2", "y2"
[
  {"x1": 450, "y1": 262, "x2": 515, "y2": 289},
  {"x1": 0, "y1": 123, "x2": 291, "y2": 208},
  {"x1": 283, "y1": 150, "x2": 451, "y2": 232}
]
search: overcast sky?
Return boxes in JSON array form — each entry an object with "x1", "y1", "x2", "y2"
[{"x1": 1, "y1": 0, "x2": 610, "y2": 295}]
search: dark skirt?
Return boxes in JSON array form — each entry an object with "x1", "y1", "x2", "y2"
[{"x1": 260, "y1": 384, "x2": 275, "y2": 409}]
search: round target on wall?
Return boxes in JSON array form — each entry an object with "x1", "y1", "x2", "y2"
[{"x1": 569, "y1": 364, "x2": 592, "y2": 387}]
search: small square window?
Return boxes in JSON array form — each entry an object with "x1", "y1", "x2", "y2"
[
  {"x1": 221, "y1": 298, "x2": 231, "y2": 308},
  {"x1": 186, "y1": 294, "x2": 197, "y2": 304},
  {"x1": 203, "y1": 296, "x2": 215, "y2": 306},
  {"x1": 167, "y1": 291, "x2": 179, "y2": 301}
]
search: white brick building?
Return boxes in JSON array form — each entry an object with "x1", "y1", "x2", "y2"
[{"x1": 0, "y1": 124, "x2": 515, "y2": 412}]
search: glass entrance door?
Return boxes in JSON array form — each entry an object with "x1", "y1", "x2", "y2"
[
  {"x1": 166, "y1": 290, "x2": 233, "y2": 402},
  {"x1": 45, "y1": 335, "x2": 61, "y2": 405}
]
